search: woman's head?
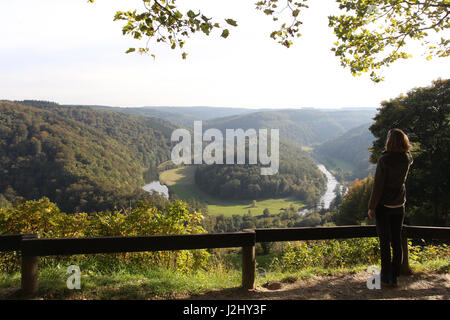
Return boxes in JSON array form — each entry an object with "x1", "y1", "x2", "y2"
[{"x1": 385, "y1": 128, "x2": 411, "y2": 152}]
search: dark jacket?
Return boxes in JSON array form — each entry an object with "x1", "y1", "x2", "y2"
[{"x1": 368, "y1": 151, "x2": 413, "y2": 210}]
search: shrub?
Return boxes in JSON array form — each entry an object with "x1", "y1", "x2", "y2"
[
  {"x1": 0, "y1": 198, "x2": 209, "y2": 273},
  {"x1": 272, "y1": 238, "x2": 380, "y2": 271}
]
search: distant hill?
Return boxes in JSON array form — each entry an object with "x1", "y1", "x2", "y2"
[
  {"x1": 204, "y1": 108, "x2": 376, "y2": 146},
  {"x1": 32, "y1": 104, "x2": 376, "y2": 149},
  {"x1": 87, "y1": 106, "x2": 376, "y2": 146},
  {"x1": 144, "y1": 106, "x2": 260, "y2": 120},
  {"x1": 0, "y1": 100, "x2": 376, "y2": 212},
  {"x1": 313, "y1": 123, "x2": 376, "y2": 181},
  {"x1": 88, "y1": 105, "x2": 260, "y2": 127},
  {"x1": 0, "y1": 101, "x2": 176, "y2": 212}
]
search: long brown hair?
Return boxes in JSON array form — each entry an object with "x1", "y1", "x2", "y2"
[{"x1": 385, "y1": 128, "x2": 411, "y2": 152}]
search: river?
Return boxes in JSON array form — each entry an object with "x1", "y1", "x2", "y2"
[
  {"x1": 298, "y1": 162, "x2": 342, "y2": 215},
  {"x1": 143, "y1": 162, "x2": 341, "y2": 212},
  {"x1": 316, "y1": 163, "x2": 339, "y2": 209}
]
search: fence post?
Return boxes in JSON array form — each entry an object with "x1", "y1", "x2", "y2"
[
  {"x1": 400, "y1": 235, "x2": 412, "y2": 276},
  {"x1": 21, "y1": 234, "x2": 39, "y2": 298},
  {"x1": 242, "y1": 229, "x2": 256, "y2": 290}
]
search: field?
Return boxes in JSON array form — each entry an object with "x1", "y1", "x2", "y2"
[{"x1": 159, "y1": 166, "x2": 306, "y2": 216}]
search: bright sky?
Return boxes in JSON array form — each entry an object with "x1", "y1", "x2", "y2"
[{"x1": 1, "y1": 0, "x2": 448, "y2": 109}]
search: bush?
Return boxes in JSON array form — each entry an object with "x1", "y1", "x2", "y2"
[
  {"x1": 272, "y1": 238, "x2": 450, "y2": 272},
  {"x1": 272, "y1": 238, "x2": 380, "y2": 270},
  {"x1": 0, "y1": 198, "x2": 209, "y2": 273}
]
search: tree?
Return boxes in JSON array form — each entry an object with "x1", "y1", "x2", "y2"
[
  {"x1": 328, "y1": 0, "x2": 450, "y2": 81},
  {"x1": 335, "y1": 177, "x2": 374, "y2": 225},
  {"x1": 369, "y1": 79, "x2": 449, "y2": 226},
  {"x1": 89, "y1": 0, "x2": 449, "y2": 82}
]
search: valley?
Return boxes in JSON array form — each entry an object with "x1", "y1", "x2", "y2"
[
  {"x1": 157, "y1": 165, "x2": 306, "y2": 216},
  {"x1": 0, "y1": 100, "x2": 377, "y2": 219}
]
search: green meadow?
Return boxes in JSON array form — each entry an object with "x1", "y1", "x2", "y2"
[{"x1": 160, "y1": 166, "x2": 306, "y2": 217}]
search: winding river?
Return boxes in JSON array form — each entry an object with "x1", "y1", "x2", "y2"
[
  {"x1": 143, "y1": 162, "x2": 341, "y2": 213},
  {"x1": 316, "y1": 163, "x2": 339, "y2": 210},
  {"x1": 298, "y1": 162, "x2": 341, "y2": 215}
]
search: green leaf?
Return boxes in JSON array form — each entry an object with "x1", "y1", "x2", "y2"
[
  {"x1": 187, "y1": 10, "x2": 196, "y2": 19},
  {"x1": 221, "y1": 29, "x2": 230, "y2": 38},
  {"x1": 125, "y1": 48, "x2": 136, "y2": 54},
  {"x1": 225, "y1": 19, "x2": 238, "y2": 27}
]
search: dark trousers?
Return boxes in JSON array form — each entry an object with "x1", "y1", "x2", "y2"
[{"x1": 375, "y1": 204, "x2": 405, "y2": 281}]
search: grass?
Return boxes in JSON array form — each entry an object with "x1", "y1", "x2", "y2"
[
  {"x1": 1, "y1": 254, "x2": 447, "y2": 300},
  {"x1": 0, "y1": 265, "x2": 241, "y2": 300},
  {"x1": 301, "y1": 146, "x2": 314, "y2": 152},
  {"x1": 159, "y1": 166, "x2": 196, "y2": 186},
  {"x1": 0, "y1": 251, "x2": 374, "y2": 300},
  {"x1": 409, "y1": 258, "x2": 450, "y2": 274},
  {"x1": 319, "y1": 156, "x2": 356, "y2": 174},
  {"x1": 160, "y1": 166, "x2": 306, "y2": 216},
  {"x1": 1, "y1": 244, "x2": 448, "y2": 300},
  {"x1": 173, "y1": 184, "x2": 305, "y2": 216}
]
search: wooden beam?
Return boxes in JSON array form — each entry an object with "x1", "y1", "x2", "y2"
[
  {"x1": 255, "y1": 225, "x2": 377, "y2": 242},
  {"x1": 0, "y1": 234, "x2": 28, "y2": 251},
  {"x1": 403, "y1": 225, "x2": 450, "y2": 239},
  {"x1": 21, "y1": 232, "x2": 256, "y2": 256},
  {"x1": 242, "y1": 229, "x2": 256, "y2": 290},
  {"x1": 21, "y1": 234, "x2": 39, "y2": 298}
]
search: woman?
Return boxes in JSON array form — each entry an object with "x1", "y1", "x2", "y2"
[{"x1": 368, "y1": 128, "x2": 413, "y2": 287}]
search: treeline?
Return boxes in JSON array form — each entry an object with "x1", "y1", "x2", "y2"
[
  {"x1": 163, "y1": 193, "x2": 334, "y2": 233},
  {"x1": 203, "y1": 210, "x2": 335, "y2": 234},
  {"x1": 195, "y1": 143, "x2": 326, "y2": 206},
  {"x1": 0, "y1": 101, "x2": 175, "y2": 213}
]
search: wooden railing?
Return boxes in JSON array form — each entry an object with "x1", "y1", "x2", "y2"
[{"x1": 1, "y1": 225, "x2": 449, "y2": 297}]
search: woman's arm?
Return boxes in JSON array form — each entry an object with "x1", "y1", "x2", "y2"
[{"x1": 368, "y1": 157, "x2": 386, "y2": 211}]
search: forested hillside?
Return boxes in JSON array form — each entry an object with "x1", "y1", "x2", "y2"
[
  {"x1": 0, "y1": 100, "x2": 376, "y2": 217},
  {"x1": 195, "y1": 141, "x2": 326, "y2": 205},
  {"x1": 19, "y1": 100, "x2": 178, "y2": 176},
  {"x1": 89, "y1": 105, "x2": 257, "y2": 127},
  {"x1": 88, "y1": 105, "x2": 375, "y2": 147},
  {"x1": 314, "y1": 123, "x2": 376, "y2": 182},
  {"x1": 204, "y1": 109, "x2": 376, "y2": 146},
  {"x1": 0, "y1": 101, "x2": 175, "y2": 213}
]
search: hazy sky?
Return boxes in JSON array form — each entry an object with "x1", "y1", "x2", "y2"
[{"x1": 1, "y1": 0, "x2": 448, "y2": 109}]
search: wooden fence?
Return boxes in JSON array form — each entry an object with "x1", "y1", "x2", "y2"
[{"x1": 0, "y1": 225, "x2": 449, "y2": 297}]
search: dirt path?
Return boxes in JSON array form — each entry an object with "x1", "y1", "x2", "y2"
[
  {"x1": 187, "y1": 271, "x2": 450, "y2": 300},
  {"x1": 1, "y1": 270, "x2": 448, "y2": 300}
]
